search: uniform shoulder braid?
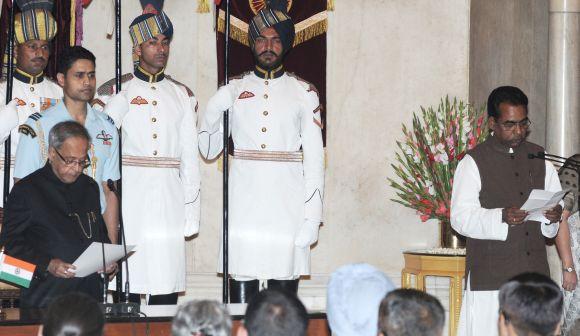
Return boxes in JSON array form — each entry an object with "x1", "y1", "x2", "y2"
[
  {"x1": 97, "y1": 73, "x2": 134, "y2": 96},
  {"x1": 286, "y1": 72, "x2": 320, "y2": 97},
  {"x1": 166, "y1": 75, "x2": 195, "y2": 97},
  {"x1": 218, "y1": 71, "x2": 252, "y2": 87}
]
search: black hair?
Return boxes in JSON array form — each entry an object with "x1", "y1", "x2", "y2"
[
  {"x1": 498, "y1": 272, "x2": 563, "y2": 336},
  {"x1": 378, "y1": 288, "x2": 445, "y2": 336},
  {"x1": 42, "y1": 292, "x2": 104, "y2": 336},
  {"x1": 244, "y1": 289, "x2": 308, "y2": 336},
  {"x1": 487, "y1": 86, "x2": 528, "y2": 119},
  {"x1": 57, "y1": 46, "x2": 96, "y2": 75}
]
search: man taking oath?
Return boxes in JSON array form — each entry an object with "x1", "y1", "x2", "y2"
[
  {"x1": 199, "y1": 1, "x2": 325, "y2": 302},
  {"x1": 451, "y1": 86, "x2": 563, "y2": 336}
]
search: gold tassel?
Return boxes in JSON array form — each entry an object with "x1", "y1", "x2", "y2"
[
  {"x1": 70, "y1": 0, "x2": 77, "y2": 45},
  {"x1": 197, "y1": 0, "x2": 210, "y2": 13},
  {"x1": 327, "y1": 0, "x2": 334, "y2": 11}
]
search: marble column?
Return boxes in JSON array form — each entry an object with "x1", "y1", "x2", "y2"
[
  {"x1": 546, "y1": 0, "x2": 580, "y2": 288},
  {"x1": 546, "y1": 0, "x2": 580, "y2": 157}
]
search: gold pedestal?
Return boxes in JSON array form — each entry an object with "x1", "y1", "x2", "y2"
[{"x1": 401, "y1": 250, "x2": 466, "y2": 336}]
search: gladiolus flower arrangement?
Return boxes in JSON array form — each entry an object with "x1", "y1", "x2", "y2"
[{"x1": 388, "y1": 97, "x2": 488, "y2": 224}]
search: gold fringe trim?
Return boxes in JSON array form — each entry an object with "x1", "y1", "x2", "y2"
[
  {"x1": 197, "y1": 0, "x2": 210, "y2": 13},
  {"x1": 70, "y1": 0, "x2": 76, "y2": 45},
  {"x1": 217, "y1": 9, "x2": 328, "y2": 48},
  {"x1": 327, "y1": 0, "x2": 334, "y2": 11},
  {"x1": 293, "y1": 11, "x2": 328, "y2": 46}
]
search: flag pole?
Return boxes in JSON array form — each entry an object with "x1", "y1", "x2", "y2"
[
  {"x1": 222, "y1": 0, "x2": 231, "y2": 304},
  {"x1": 113, "y1": 0, "x2": 125, "y2": 302},
  {"x1": 3, "y1": 0, "x2": 17, "y2": 207}
]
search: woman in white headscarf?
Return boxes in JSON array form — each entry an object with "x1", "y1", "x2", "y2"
[{"x1": 554, "y1": 154, "x2": 580, "y2": 335}]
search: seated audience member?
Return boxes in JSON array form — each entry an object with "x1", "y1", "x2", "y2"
[
  {"x1": 327, "y1": 263, "x2": 395, "y2": 336},
  {"x1": 39, "y1": 292, "x2": 104, "y2": 336},
  {"x1": 378, "y1": 288, "x2": 445, "y2": 336},
  {"x1": 172, "y1": 300, "x2": 231, "y2": 336},
  {"x1": 498, "y1": 273, "x2": 563, "y2": 336},
  {"x1": 237, "y1": 289, "x2": 308, "y2": 336},
  {"x1": 0, "y1": 121, "x2": 115, "y2": 308}
]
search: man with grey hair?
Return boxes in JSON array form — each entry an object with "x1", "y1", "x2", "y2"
[
  {"x1": 0, "y1": 121, "x2": 115, "y2": 308},
  {"x1": 172, "y1": 300, "x2": 232, "y2": 336},
  {"x1": 378, "y1": 289, "x2": 445, "y2": 336}
]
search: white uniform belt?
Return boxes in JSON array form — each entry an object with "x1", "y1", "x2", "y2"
[
  {"x1": 0, "y1": 157, "x2": 15, "y2": 170},
  {"x1": 233, "y1": 149, "x2": 303, "y2": 162},
  {"x1": 122, "y1": 155, "x2": 181, "y2": 168}
]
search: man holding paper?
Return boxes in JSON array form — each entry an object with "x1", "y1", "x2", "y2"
[
  {"x1": 0, "y1": 121, "x2": 115, "y2": 308},
  {"x1": 450, "y1": 86, "x2": 563, "y2": 336}
]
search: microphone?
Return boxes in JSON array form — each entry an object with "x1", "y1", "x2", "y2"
[
  {"x1": 529, "y1": 151, "x2": 580, "y2": 168},
  {"x1": 107, "y1": 179, "x2": 139, "y2": 315}
]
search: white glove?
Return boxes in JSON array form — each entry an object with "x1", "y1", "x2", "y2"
[
  {"x1": 183, "y1": 201, "x2": 200, "y2": 237},
  {"x1": 294, "y1": 220, "x2": 321, "y2": 248}
]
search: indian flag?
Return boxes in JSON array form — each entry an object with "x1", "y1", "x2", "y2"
[{"x1": 0, "y1": 253, "x2": 36, "y2": 288}]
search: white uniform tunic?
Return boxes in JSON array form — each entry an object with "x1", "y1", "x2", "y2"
[
  {"x1": 199, "y1": 70, "x2": 324, "y2": 280},
  {"x1": 96, "y1": 69, "x2": 200, "y2": 295},
  {"x1": 451, "y1": 155, "x2": 562, "y2": 336},
  {"x1": 0, "y1": 70, "x2": 61, "y2": 207}
]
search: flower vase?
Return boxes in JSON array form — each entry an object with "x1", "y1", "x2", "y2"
[{"x1": 440, "y1": 220, "x2": 466, "y2": 249}]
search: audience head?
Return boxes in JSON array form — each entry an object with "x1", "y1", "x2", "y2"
[
  {"x1": 498, "y1": 272, "x2": 563, "y2": 336},
  {"x1": 238, "y1": 289, "x2": 308, "y2": 336},
  {"x1": 327, "y1": 263, "x2": 395, "y2": 336},
  {"x1": 378, "y1": 288, "x2": 444, "y2": 336},
  {"x1": 41, "y1": 292, "x2": 104, "y2": 336},
  {"x1": 172, "y1": 300, "x2": 232, "y2": 336}
]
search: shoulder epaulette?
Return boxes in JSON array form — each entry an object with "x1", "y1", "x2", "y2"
[
  {"x1": 97, "y1": 73, "x2": 134, "y2": 96},
  {"x1": 218, "y1": 71, "x2": 251, "y2": 87},
  {"x1": 105, "y1": 114, "x2": 115, "y2": 126},
  {"x1": 29, "y1": 112, "x2": 43, "y2": 121},
  {"x1": 166, "y1": 75, "x2": 195, "y2": 97},
  {"x1": 286, "y1": 72, "x2": 320, "y2": 97}
]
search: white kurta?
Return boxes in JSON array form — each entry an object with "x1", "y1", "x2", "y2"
[
  {"x1": 0, "y1": 76, "x2": 62, "y2": 207},
  {"x1": 199, "y1": 72, "x2": 324, "y2": 280},
  {"x1": 97, "y1": 73, "x2": 200, "y2": 295},
  {"x1": 451, "y1": 154, "x2": 562, "y2": 336}
]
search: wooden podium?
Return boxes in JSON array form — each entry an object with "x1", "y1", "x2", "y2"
[{"x1": 401, "y1": 250, "x2": 466, "y2": 336}]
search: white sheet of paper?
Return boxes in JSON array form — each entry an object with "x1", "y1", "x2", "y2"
[
  {"x1": 72, "y1": 243, "x2": 135, "y2": 277},
  {"x1": 520, "y1": 189, "x2": 567, "y2": 223}
]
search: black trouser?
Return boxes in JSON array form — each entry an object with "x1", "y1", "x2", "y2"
[
  {"x1": 228, "y1": 279, "x2": 299, "y2": 303},
  {"x1": 117, "y1": 292, "x2": 178, "y2": 305}
]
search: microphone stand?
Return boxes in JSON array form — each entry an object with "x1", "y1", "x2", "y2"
[
  {"x1": 98, "y1": 213, "x2": 116, "y2": 315},
  {"x1": 529, "y1": 151, "x2": 580, "y2": 204},
  {"x1": 107, "y1": 179, "x2": 139, "y2": 316}
]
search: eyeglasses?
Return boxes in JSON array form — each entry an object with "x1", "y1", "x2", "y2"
[
  {"x1": 498, "y1": 118, "x2": 531, "y2": 131},
  {"x1": 54, "y1": 148, "x2": 91, "y2": 169}
]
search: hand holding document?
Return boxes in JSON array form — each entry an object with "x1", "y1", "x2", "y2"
[
  {"x1": 72, "y1": 243, "x2": 136, "y2": 277},
  {"x1": 520, "y1": 189, "x2": 568, "y2": 224}
]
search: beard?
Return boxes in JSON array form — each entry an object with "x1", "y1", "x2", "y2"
[{"x1": 253, "y1": 49, "x2": 283, "y2": 70}]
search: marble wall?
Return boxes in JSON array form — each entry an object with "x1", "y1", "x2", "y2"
[
  {"x1": 468, "y1": 0, "x2": 550, "y2": 146},
  {"x1": 82, "y1": 0, "x2": 470, "y2": 304}
]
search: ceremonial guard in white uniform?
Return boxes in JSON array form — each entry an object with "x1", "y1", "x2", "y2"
[
  {"x1": 0, "y1": 1, "x2": 61, "y2": 215},
  {"x1": 14, "y1": 47, "x2": 120, "y2": 244},
  {"x1": 199, "y1": 2, "x2": 324, "y2": 302},
  {"x1": 95, "y1": 2, "x2": 200, "y2": 305}
]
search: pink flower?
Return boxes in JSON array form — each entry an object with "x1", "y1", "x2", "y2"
[{"x1": 420, "y1": 214, "x2": 430, "y2": 222}]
